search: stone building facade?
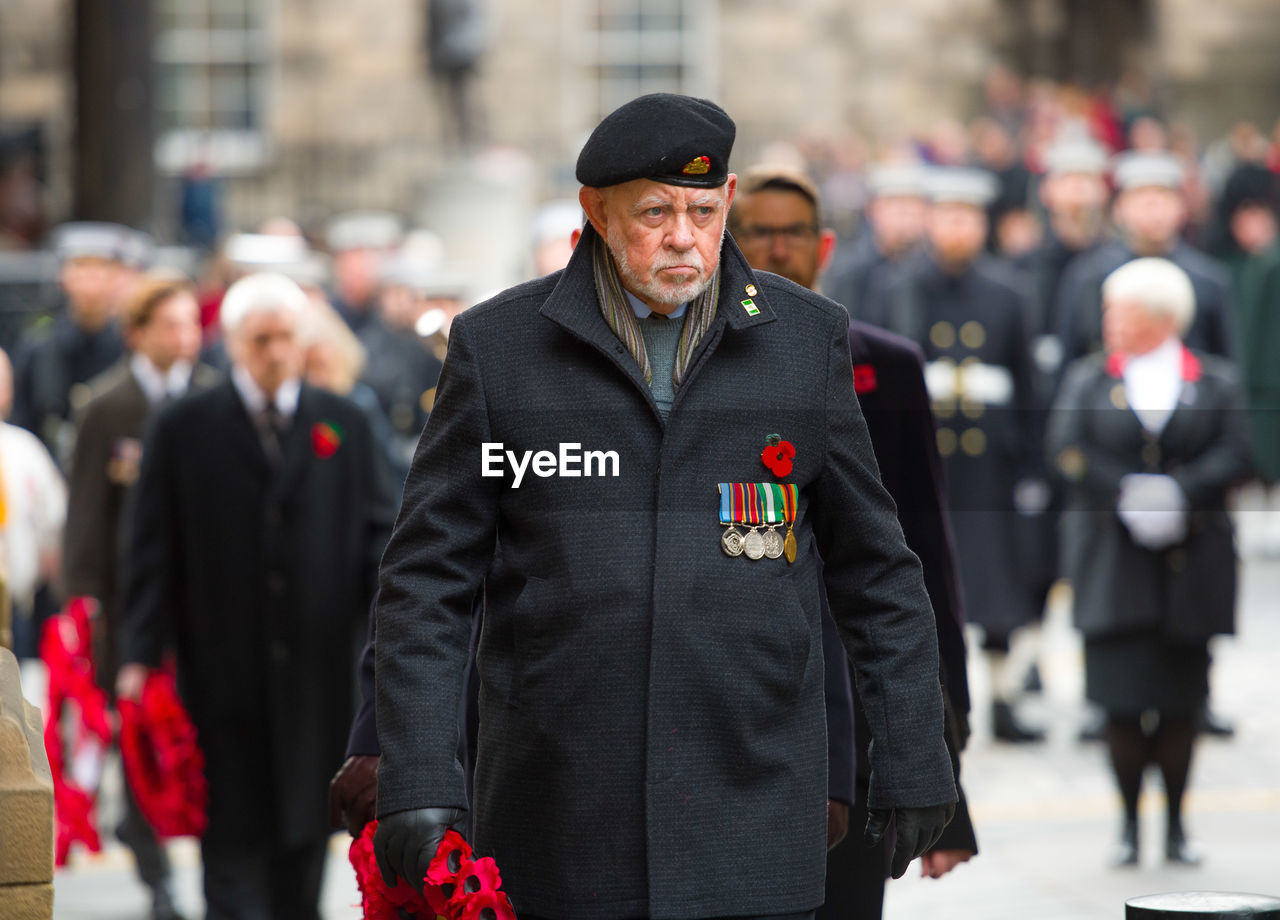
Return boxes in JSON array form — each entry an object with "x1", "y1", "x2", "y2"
[{"x1": 1, "y1": 0, "x2": 1278, "y2": 238}]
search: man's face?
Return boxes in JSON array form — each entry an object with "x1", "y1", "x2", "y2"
[
  {"x1": 229, "y1": 309, "x2": 302, "y2": 396},
  {"x1": 867, "y1": 196, "x2": 927, "y2": 257},
  {"x1": 60, "y1": 257, "x2": 123, "y2": 330},
  {"x1": 926, "y1": 203, "x2": 987, "y2": 266},
  {"x1": 131, "y1": 292, "x2": 203, "y2": 373},
  {"x1": 1114, "y1": 186, "x2": 1185, "y2": 249},
  {"x1": 580, "y1": 176, "x2": 736, "y2": 313},
  {"x1": 334, "y1": 248, "x2": 383, "y2": 309},
  {"x1": 732, "y1": 188, "x2": 833, "y2": 290},
  {"x1": 1230, "y1": 204, "x2": 1277, "y2": 255},
  {"x1": 1040, "y1": 172, "x2": 1107, "y2": 216}
]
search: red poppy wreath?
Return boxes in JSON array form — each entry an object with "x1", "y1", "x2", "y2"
[{"x1": 350, "y1": 823, "x2": 517, "y2": 920}]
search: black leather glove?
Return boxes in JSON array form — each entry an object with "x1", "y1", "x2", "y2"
[
  {"x1": 373, "y1": 806, "x2": 468, "y2": 893},
  {"x1": 865, "y1": 803, "x2": 956, "y2": 879},
  {"x1": 328, "y1": 755, "x2": 379, "y2": 837}
]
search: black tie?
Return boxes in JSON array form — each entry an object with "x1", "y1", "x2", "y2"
[{"x1": 255, "y1": 405, "x2": 287, "y2": 467}]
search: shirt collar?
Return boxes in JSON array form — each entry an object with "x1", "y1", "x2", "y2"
[
  {"x1": 231, "y1": 363, "x2": 301, "y2": 419},
  {"x1": 131, "y1": 353, "x2": 193, "y2": 405},
  {"x1": 1124, "y1": 336, "x2": 1182, "y2": 377},
  {"x1": 624, "y1": 288, "x2": 688, "y2": 320}
]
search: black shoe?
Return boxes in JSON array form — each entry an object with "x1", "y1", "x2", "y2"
[
  {"x1": 1022, "y1": 663, "x2": 1043, "y2": 694},
  {"x1": 1078, "y1": 711, "x2": 1107, "y2": 743},
  {"x1": 1110, "y1": 819, "x2": 1139, "y2": 868},
  {"x1": 992, "y1": 701, "x2": 1045, "y2": 743},
  {"x1": 1165, "y1": 826, "x2": 1203, "y2": 866},
  {"x1": 1199, "y1": 708, "x2": 1236, "y2": 738},
  {"x1": 151, "y1": 882, "x2": 186, "y2": 920}
]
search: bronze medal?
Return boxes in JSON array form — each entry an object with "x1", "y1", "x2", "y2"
[{"x1": 783, "y1": 527, "x2": 797, "y2": 564}]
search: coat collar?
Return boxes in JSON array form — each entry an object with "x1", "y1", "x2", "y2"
[
  {"x1": 538, "y1": 223, "x2": 776, "y2": 416},
  {"x1": 1105, "y1": 345, "x2": 1202, "y2": 382}
]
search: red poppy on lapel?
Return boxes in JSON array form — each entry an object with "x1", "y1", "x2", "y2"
[
  {"x1": 762, "y1": 439, "x2": 796, "y2": 477},
  {"x1": 311, "y1": 421, "x2": 344, "y2": 459},
  {"x1": 853, "y1": 363, "x2": 878, "y2": 395}
]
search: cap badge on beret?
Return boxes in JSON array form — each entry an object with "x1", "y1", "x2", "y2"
[{"x1": 683, "y1": 156, "x2": 711, "y2": 176}]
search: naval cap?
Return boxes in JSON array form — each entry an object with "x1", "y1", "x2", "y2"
[
  {"x1": 866, "y1": 162, "x2": 929, "y2": 199},
  {"x1": 1043, "y1": 137, "x2": 1108, "y2": 177},
  {"x1": 1113, "y1": 151, "x2": 1184, "y2": 192},
  {"x1": 576, "y1": 93, "x2": 735, "y2": 190},
  {"x1": 52, "y1": 222, "x2": 129, "y2": 264},
  {"x1": 926, "y1": 167, "x2": 998, "y2": 207}
]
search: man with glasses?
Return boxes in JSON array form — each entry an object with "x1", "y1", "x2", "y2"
[{"x1": 732, "y1": 165, "x2": 978, "y2": 919}]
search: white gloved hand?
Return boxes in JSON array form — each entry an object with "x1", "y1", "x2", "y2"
[{"x1": 1117, "y1": 474, "x2": 1188, "y2": 550}]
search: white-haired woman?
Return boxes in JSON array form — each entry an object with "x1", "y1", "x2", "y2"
[{"x1": 1048, "y1": 257, "x2": 1252, "y2": 867}]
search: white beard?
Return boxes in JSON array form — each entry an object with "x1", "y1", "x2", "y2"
[{"x1": 607, "y1": 222, "x2": 724, "y2": 307}]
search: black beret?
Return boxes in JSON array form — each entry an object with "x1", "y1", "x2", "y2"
[{"x1": 576, "y1": 93, "x2": 735, "y2": 189}]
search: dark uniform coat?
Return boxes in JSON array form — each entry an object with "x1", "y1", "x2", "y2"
[
  {"x1": 821, "y1": 321, "x2": 978, "y2": 920},
  {"x1": 1055, "y1": 238, "x2": 1237, "y2": 368},
  {"x1": 11, "y1": 313, "x2": 124, "y2": 465},
  {"x1": 358, "y1": 316, "x2": 444, "y2": 475},
  {"x1": 63, "y1": 359, "x2": 221, "y2": 689},
  {"x1": 118, "y1": 380, "x2": 395, "y2": 847},
  {"x1": 862, "y1": 251, "x2": 1040, "y2": 637},
  {"x1": 1047, "y1": 350, "x2": 1252, "y2": 644},
  {"x1": 375, "y1": 225, "x2": 956, "y2": 920}
]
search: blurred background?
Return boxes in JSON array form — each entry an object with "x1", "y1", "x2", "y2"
[{"x1": 3, "y1": 2, "x2": 1280, "y2": 918}]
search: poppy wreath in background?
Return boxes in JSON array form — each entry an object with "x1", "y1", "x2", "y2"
[
  {"x1": 40, "y1": 598, "x2": 113, "y2": 865},
  {"x1": 117, "y1": 668, "x2": 208, "y2": 839},
  {"x1": 350, "y1": 823, "x2": 516, "y2": 920}
]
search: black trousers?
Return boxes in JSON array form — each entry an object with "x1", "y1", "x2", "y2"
[
  {"x1": 201, "y1": 834, "x2": 328, "y2": 920},
  {"x1": 115, "y1": 773, "x2": 171, "y2": 889},
  {"x1": 818, "y1": 796, "x2": 890, "y2": 920}
]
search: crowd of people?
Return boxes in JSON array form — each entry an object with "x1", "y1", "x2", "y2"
[{"x1": 0, "y1": 72, "x2": 1275, "y2": 920}]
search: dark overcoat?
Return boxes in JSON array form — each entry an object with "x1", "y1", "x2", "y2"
[
  {"x1": 1047, "y1": 350, "x2": 1252, "y2": 643},
  {"x1": 11, "y1": 312, "x2": 124, "y2": 464},
  {"x1": 118, "y1": 379, "x2": 395, "y2": 847},
  {"x1": 63, "y1": 360, "x2": 220, "y2": 689},
  {"x1": 375, "y1": 226, "x2": 956, "y2": 920},
  {"x1": 862, "y1": 251, "x2": 1040, "y2": 636}
]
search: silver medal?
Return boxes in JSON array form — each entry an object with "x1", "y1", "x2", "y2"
[
  {"x1": 762, "y1": 526, "x2": 784, "y2": 559},
  {"x1": 721, "y1": 526, "x2": 745, "y2": 557},
  {"x1": 743, "y1": 528, "x2": 766, "y2": 560}
]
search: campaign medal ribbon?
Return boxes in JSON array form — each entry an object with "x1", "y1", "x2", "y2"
[
  {"x1": 719, "y1": 482, "x2": 799, "y2": 563},
  {"x1": 719, "y1": 482, "x2": 746, "y2": 556}
]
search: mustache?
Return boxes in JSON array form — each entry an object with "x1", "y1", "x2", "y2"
[{"x1": 650, "y1": 252, "x2": 704, "y2": 273}]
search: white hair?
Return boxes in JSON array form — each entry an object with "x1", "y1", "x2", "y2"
[
  {"x1": 1101, "y1": 257, "x2": 1196, "y2": 335},
  {"x1": 220, "y1": 272, "x2": 308, "y2": 335}
]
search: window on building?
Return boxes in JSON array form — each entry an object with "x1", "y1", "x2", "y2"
[
  {"x1": 576, "y1": 0, "x2": 718, "y2": 122},
  {"x1": 153, "y1": 0, "x2": 269, "y2": 172}
]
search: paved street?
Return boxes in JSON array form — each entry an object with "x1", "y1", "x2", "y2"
[{"x1": 46, "y1": 550, "x2": 1280, "y2": 919}]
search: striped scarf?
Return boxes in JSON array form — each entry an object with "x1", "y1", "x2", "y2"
[{"x1": 591, "y1": 231, "x2": 720, "y2": 388}]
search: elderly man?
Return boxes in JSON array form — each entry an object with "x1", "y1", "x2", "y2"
[
  {"x1": 117, "y1": 273, "x2": 395, "y2": 920},
  {"x1": 732, "y1": 164, "x2": 977, "y2": 920},
  {"x1": 373, "y1": 94, "x2": 956, "y2": 920}
]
